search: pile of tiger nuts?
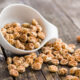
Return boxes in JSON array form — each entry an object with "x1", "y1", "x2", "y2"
[
  {"x1": 1, "y1": 19, "x2": 45, "y2": 50},
  {"x1": 7, "y1": 39, "x2": 80, "y2": 79}
]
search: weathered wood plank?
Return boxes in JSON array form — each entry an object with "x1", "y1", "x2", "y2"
[
  {"x1": 0, "y1": 48, "x2": 13, "y2": 80},
  {"x1": 54, "y1": 0, "x2": 80, "y2": 30}
]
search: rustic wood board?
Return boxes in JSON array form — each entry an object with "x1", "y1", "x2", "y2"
[{"x1": 0, "y1": 0, "x2": 80, "y2": 80}]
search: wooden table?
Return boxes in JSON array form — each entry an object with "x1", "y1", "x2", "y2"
[{"x1": 0, "y1": 0, "x2": 80, "y2": 80}]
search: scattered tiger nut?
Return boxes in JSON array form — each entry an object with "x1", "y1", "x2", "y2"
[
  {"x1": 9, "y1": 69, "x2": 19, "y2": 77},
  {"x1": 68, "y1": 60, "x2": 78, "y2": 67},
  {"x1": 17, "y1": 65, "x2": 25, "y2": 73},
  {"x1": 58, "y1": 68, "x2": 68, "y2": 75},
  {"x1": 31, "y1": 62, "x2": 42, "y2": 70},
  {"x1": 8, "y1": 64, "x2": 17, "y2": 70},
  {"x1": 69, "y1": 67, "x2": 77, "y2": 75},
  {"x1": 75, "y1": 68, "x2": 80, "y2": 77},
  {"x1": 48, "y1": 65, "x2": 58, "y2": 72},
  {"x1": 50, "y1": 59, "x2": 59, "y2": 65},
  {"x1": 60, "y1": 59, "x2": 68, "y2": 65}
]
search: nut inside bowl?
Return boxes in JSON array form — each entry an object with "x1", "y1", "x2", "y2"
[{"x1": 0, "y1": 4, "x2": 58, "y2": 54}]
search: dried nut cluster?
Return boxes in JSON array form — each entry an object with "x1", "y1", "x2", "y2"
[
  {"x1": 7, "y1": 53, "x2": 39, "y2": 77},
  {"x1": 1, "y1": 19, "x2": 45, "y2": 50},
  {"x1": 7, "y1": 39, "x2": 80, "y2": 79},
  {"x1": 40, "y1": 39, "x2": 80, "y2": 79}
]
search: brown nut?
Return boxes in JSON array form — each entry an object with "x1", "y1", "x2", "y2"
[
  {"x1": 29, "y1": 31, "x2": 37, "y2": 37},
  {"x1": 30, "y1": 25, "x2": 37, "y2": 31},
  {"x1": 7, "y1": 57, "x2": 12, "y2": 65},
  {"x1": 69, "y1": 67, "x2": 77, "y2": 75},
  {"x1": 13, "y1": 56, "x2": 19, "y2": 62},
  {"x1": 34, "y1": 42, "x2": 40, "y2": 48},
  {"x1": 75, "y1": 55, "x2": 80, "y2": 62},
  {"x1": 48, "y1": 65, "x2": 58, "y2": 72},
  {"x1": 30, "y1": 53, "x2": 37, "y2": 59},
  {"x1": 22, "y1": 62, "x2": 29, "y2": 68},
  {"x1": 42, "y1": 47, "x2": 52, "y2": 54},
  {"x1": 68, "y1": 60, "x2": 78, "y2": 67},
  {"x1": 14, "y1": 60, "x2": 22, "y2": 66},
  {"x1": 17, "y1": 65, "x2": 25, "y2": 73},
  {"x1": 11, "y1": 22, "x2": 20, "y2": 28},
  {"x1": 25, "y1": 43, "x2": 34, "y2": 50},
  {"x1": 15, "y1": 40, "x2": 25, "y2": 50},
  {"x1": 35, "y1": 57, "x2": 43, "y2": 64},
  {"x1": 9, "y1": 69, "x2": 19, "y2": 77},
  {"x1": 36, "y1": 25, "x2": 42, "y2": 32},
  {"x1": 50, "y1": 59, "x2": 59, "y2": 65},
  {"x1": 31, "y1": 62, "x2": 42, "y2": 70},
  {"x1": 32, "y1": 19, "x2": 38, "y2": 25},
  {"x1": 60, "y1": 59, "x2": 68, "y2": 65},
  {"x1": 26, "y1": 58, "x2": 33, "y2": 65},
  {"x1": 4, "y1": 23, "x2": 11, "y2": 29},
  {"x1": 37, "y1": 32, "x2": 45, "y2": 40},
  {"x1": 8, "y1": 64, "x2": 17, "y2": 70},
  {"x1": 58, "y1": 68, "x2": 68, "y2": 75},
  {"x1": 22, "y1": 23, "x2": 30, "y2": 28},
  {"x1": 43, "y1": 55, "x2": 52, "y2": 62},
  {"x1": 75, "y1": 68, "x2": 80, "y2": 77},
  {"x1": 19, "y1": 34, "x2": 27, "y2": 42},
  {"x1": 28, "y1": 36, "x2": 37, "y2": 43},
  {"x1": 8, "y1": 39, "x2": 15, "y2": 45}
]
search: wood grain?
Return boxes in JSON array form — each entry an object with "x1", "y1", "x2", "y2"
[{"x1": 0, "y1": 0, "x2": 80, "y2": 80}]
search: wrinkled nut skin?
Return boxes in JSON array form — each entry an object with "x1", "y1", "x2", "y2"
[
  {"x1": 9, "y1": 69, "x2": 19, "y2": 77},
  {"x1": 8, "y1": 64, "x2": 17, "y2": 70},
  {"x1": 19, "y1": 34, "x2": 27, "y2": 42},
  {"x1": 14, "y1": 60, "x2": 22, "y2": 66},
  {"x1": 22, "y1": 62, "x2": 29, "y2": 68},
  {"x1": 37, "y1": 32, "x2": 45, "y2": 40},
  {"x1": 60, "y1": 59, "x2": 68, "y2": 65},
  {"x1": 50, "y1": 59, "x2": 59, "y2": 65},
  {"x1": 69, "y1": 67, "x2": 77, "y2": 75},
  {"x1": 75, "y1": 55, "x2": 80, "y2": 62},
  {"x1": 15, "y1": 40, "x2": 25, "y2": 50},
  {"x1": 30, "y1": 53, "x2": 37, "y2": 59},
  {"x1": 68, "y1": 60, "x2": 78, "y2": 67},
  {"x1": 48, "y1": 65, "x2": 58, "y2": 72},
  {"x1": 35, "y1": 57, "x2": 43, "y2": 64},
  {"x1": 17, "y1": 65, "x2": 25, "y2": 73},
  {"x1": 26, "y1": 58, "x2": 33, "y2": 65},
  {"x1": 58, "y1": 68, "x2": 68, "y2": 75},
  {"x1": 25, "y1": 43, "x2": 35, "y2": 50},
  {"x1": 31, "y1": 62, "x2": 42, "y2": 70},
  {"x1": 13, "y1": 56, "x2": 19, "y2": 62},
  {"x1": 7, "y1": 57, "x2": 12, "y2": 65},
  {"x1": 75, "y1": 68, "x2": 80, "y2": 77}
]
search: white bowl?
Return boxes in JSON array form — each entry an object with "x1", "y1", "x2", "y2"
[{"x1": 0, "y1": 4, "x2": 58, "y2": 54}]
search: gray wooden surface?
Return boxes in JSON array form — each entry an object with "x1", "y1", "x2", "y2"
[{"x1": 0, "y1": 0, "x2": 80, "y2": 80}]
